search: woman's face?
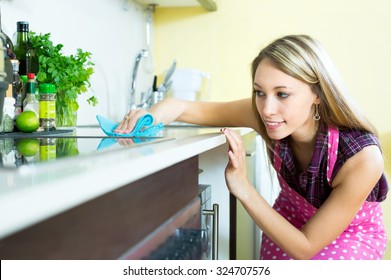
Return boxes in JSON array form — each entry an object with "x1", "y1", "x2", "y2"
[{"x1": 254, "y1": 58, "x2": 319, "y2": 142}]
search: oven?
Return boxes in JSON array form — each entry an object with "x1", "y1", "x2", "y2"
[{"x1": 119, "y1": 185, "x2": 219, "y2": 260}]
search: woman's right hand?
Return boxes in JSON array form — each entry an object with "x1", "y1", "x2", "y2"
[{"x1": 113, "y1": 108, "x2": 149, "y2": 134}]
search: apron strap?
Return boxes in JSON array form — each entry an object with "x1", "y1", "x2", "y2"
[{"x1": 327, "y1": 125, "x2": 339, "y2": 184}]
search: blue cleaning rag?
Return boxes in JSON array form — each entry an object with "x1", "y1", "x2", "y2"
[{"x1": 96, "y1": 114, "x2": 164, "y2": 138}]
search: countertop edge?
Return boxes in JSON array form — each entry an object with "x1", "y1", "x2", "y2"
[{"x1": 0, "y1": 127, "x2": 253, "y2": 239}]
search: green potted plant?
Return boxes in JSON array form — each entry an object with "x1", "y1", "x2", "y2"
[{"x1": 29, "y1": 32, "x2": 97, "y2": 127}]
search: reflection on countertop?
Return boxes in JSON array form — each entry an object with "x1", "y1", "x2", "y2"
[
  {"x1": 0, "y1": 125, "x2": 233, "y2": 172},
  {"x1": 0, "y1": 134, "x2": 173, "y2": 170}
]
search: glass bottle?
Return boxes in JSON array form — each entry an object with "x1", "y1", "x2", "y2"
[
  {"x1": 22, "y1": 73, "x2": 39, "y2": 116},
  {"x1": 13, "y1": 21, "x2": 38, "y2": 76},
  {"x1": 0, "y1": 138, "x2": 16, "y2": 168},
  {"x1": 0, "y1": 4, "x2": 14, "y2": 84},
  {"x1": 0, "y1": 32, "x2": 6, "y2": 122},
  {"x1": 13, "y1": 21, "x2": 29, "y2": 75},
  {"x1": 26, "y1": 47, "x2": 39, "y2": 78},
  {"x1": 0, "y1": 97, "x2": 15, "y2": 132},
  {"x1": 11, "y1": 59, "x2": 23, "y2": 117}
]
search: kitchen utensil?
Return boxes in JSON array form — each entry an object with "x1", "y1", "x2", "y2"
[
  {"x1": 158, "y1": 60, "x2": 176, "y2": 93},
  {"x1": 152, "y1": 75, "x2": 157, "y2": 92}
]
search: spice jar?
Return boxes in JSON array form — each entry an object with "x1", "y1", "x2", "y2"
[
  {"x1": 39, "y1": 83, "x2": 56, "y2": 131},
  {"x1": 39, "y1": 138, "x2": 56, "y2": 161},
  {"x1": 0, "y1": 97, "x2": 16, "y2": 133}
]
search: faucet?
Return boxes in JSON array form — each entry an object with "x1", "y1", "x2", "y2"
[{"x1": 128, "y1": 49, "x2": 149, "y2": 111}]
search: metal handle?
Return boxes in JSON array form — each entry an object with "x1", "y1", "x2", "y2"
[{"x1": 203, "y1": 203, "x2": 219, "y2": 260}]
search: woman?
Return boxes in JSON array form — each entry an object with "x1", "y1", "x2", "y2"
[{"x1": 115, "y1": 35, "x2": 388, "y2": 260}]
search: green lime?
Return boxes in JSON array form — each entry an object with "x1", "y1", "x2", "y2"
[
  {"x1": 16, "y1": 138, "x2": 39, "y2": 157},
  {"x1": 16, "y1": 111, "x2": 39, "y2": 133}
]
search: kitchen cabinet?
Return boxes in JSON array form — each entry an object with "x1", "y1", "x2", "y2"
[
  {"x1": 0, "y1": 126, "x2": 252, "y2": 259},
  {"x1": 199, "y1": 143, "x2": 229, "y2": 259},
  {"x1": 133, "y1": 0, "x2": 217, "y2": 11},
  {"x1": 222, "y1": 131, "x2": 258, "y2": 260},
  {"x1": 235, "y1": 131, "x2": 258, "y2": 260},
  {"x1": 0, "y1": 156, "x2": 199, "y2": 259},
  {"x1": 217, "y1": 132, "x2": 278, "y2": 260},
  {"x1": 198, "y1": 131, "x2": 259, "y2": 260}
]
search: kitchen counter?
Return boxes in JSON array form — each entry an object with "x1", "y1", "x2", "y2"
[{"x1": 0, "y1": 125, "x2": 252, "y2": 243}]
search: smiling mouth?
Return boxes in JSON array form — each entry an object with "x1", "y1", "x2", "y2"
[{"x1": 264, "y1": 121, "x2": 285, "y2": 129}]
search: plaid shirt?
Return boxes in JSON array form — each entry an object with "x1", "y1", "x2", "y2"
[{"x1": 274, "y1": 123, "x2": 389, "y2": 208}]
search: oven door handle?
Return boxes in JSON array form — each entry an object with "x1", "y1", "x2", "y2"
[{"x1": 203, "y1": 203, "x2": 219, "y2": 260}]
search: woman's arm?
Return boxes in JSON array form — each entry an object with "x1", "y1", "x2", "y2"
[
  {"x1": 115, "y1": 97, "x2": 260, "y2": 134},
  {"x1": 223, "y1": 128, "x2": 384, "y2": 259}
]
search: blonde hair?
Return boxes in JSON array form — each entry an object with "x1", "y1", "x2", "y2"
[{"x1": 251, "y1": 35, "x2": 377, "y2": 155}]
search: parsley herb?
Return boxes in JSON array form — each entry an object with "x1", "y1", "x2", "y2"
[{"x1": 29, "y1": 32, "x2": 97, "y2": 126}]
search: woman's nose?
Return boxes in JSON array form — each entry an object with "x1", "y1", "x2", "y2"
[{"x1": 261, "y1": 96, "x2": 277, "y2": 116}]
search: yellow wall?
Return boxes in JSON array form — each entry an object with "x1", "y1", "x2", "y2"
[
  {"x1": 380, "y1": 135, "x2": 391, "y2": 259},
  {"x1": 153, "y1": 0, "x2": 391, "y2": 259}
]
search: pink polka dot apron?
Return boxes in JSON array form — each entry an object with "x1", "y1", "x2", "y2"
[{"x1": 260, "y1": 126, "x2": 387, "y2": 260}]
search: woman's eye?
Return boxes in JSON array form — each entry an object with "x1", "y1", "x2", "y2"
[
  {"x1": 277, "y1": 92, "x2": 289, "y2": 98},
  {"x1": 254, "y1": 90, "x2": 264, "y2": 97}
]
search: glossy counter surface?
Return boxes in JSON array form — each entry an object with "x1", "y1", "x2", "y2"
[{"x1": 0, "y1": 125, "x2": 252, "y2": 240}]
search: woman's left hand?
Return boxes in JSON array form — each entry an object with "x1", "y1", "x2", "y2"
[
  {"x1": 222, "y1": 128, "x2": 252, "y2": 199},
  {"x1": 114, "y1": 108, "x2": 149, "y2": 134}
]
